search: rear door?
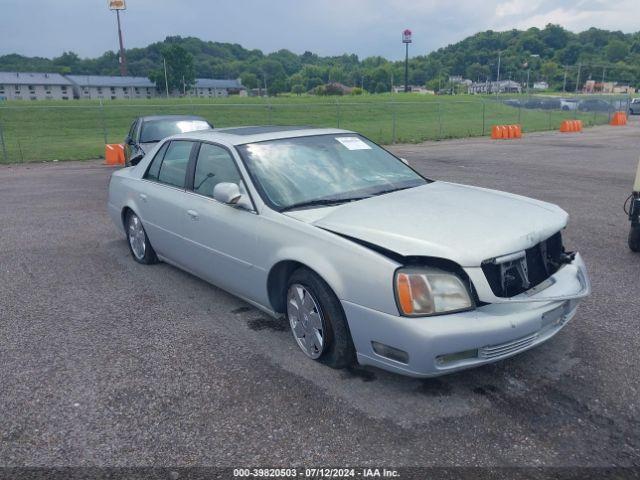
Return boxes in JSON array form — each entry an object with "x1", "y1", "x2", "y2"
[
  {"x1": 136, "y1": 140, "x2": 198, "y2": 268},
  {"x1": 181, "y1": 142, "x2": 261, "y2": 300}
]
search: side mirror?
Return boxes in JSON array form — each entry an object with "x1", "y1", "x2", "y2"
[
  {"x1": 129, "y1": 153, "x2": 144, "y2": 166},
  {"x1": 126, "y1": 137, "x2": 136, "y2": 146},
  {"x1": 400, "y1": 157, "x2": 409, "y2": 166},
  {"x1": 213, "y1": 182, "x2": 242, "y2": 205}
]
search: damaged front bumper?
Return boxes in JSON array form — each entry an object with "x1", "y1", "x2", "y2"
[{"x1": 343, "y1": 253, "x2": 590, "y2": 378}]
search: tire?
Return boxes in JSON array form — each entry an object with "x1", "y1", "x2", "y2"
[
  {"x1": 629, "y1": 225, "x2": 640, "y2": 252},
  {"x1": 125, "y1": 211, "x2": 158, "y2": 264},
  {"x1": 286, "y1": 268, "x2": 355, "y2": 369}
]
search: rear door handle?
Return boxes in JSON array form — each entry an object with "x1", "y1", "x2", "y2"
[
  {"x1": 139, "y1": 193, "x2": 147, "y2": 202},
  {"x1": 187, "y1": 209, "x2": 199, "y2": 221}
]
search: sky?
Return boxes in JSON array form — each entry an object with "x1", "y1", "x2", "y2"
[{"x1": 0, "y1": 0, "x2": 637, "y2": 60}]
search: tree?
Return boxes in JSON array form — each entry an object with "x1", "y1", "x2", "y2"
[
  {"x1": 291, "y1": 84, "x2": 305, "y2": 95},
  {"x1": 466, "y1": 62, "x2": 490, "y2": 82},
  {"x1": 606, "y1": 40, "x2": 628, "y2": 63},
  {"x1": 240, "y1": 72, "x2": 258, "y2": 89},
  {"x1": 149, "y1": 44, "x2": 195, "y2": 94},
  {"x1": 374, "y1": 82, "x2": 387, "y2": 94}
]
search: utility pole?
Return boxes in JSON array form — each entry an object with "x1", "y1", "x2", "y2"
[
  {"x1": 163, "y1": 57, "x2": 169, "y2": 98},
  {"x1": 496, "y1": 51, "x2": 501, "y2": 97},
  {"x1": 575, "y1": 63, "x2": 582, "y2": 94},
  {"x1": 108, "y1": 1, "x2": 128, "y2": 76},
  {"x1": 115, "y1": 10, "x2": 127, "y2": 75},
  {"x1": 563, "y1": 66, "x2": 568, "y2": 93},
  {"x1": 402, "y1": 29, "x2": 412, "y2": 93}
]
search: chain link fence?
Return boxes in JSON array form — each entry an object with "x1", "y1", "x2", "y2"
[{"x1": 0, "y1": 94, "x2": 632, "y2": 163}]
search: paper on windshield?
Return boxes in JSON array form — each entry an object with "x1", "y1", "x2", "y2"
[{"x1": 335, "y1": 136, "x2": 371, "y2": 150}]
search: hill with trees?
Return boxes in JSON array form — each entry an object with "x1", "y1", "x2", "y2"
[{"x1": 1, "y1": 25, "x2": 639, "y2": 95}]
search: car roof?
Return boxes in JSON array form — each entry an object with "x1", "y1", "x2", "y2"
[
  {"x1": 139, "y1": 115, "x2": 210, "y2": 123},
  {"x1": 169, "y1": 126, "x2": 356, "y2": 146}
]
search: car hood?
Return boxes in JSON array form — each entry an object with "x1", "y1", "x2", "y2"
[{"x1": 285, "y1": 182, "x2": 568, "y2": 267}]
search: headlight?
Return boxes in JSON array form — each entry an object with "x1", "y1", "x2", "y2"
[{"x1": 394, "y1": 267, "x2": 474, "y2": 316}]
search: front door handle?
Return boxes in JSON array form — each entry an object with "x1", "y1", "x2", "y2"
[
  {"x1": 139, "y1": 193, "x2": 147, "y2": 202},
  {"x1": 186, "y1": 209, "x2": 199, "y2": 221}
]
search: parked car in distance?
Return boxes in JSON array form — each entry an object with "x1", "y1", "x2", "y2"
[
  {"x1": 560, "y1": 98, "x2": 578, "y2": 111},
  {"x1": 124, "y1": 115, "x2": 213, "y2": 165},
  {"x1": 578, "y1": 98, "x2": 614, "y2": 112},
  {"x1": 108, "y1": 126, "x2": 590, "y2": 377},
  {"x1": 629, "y1": 98, "x2": 640, "y2": 115}
]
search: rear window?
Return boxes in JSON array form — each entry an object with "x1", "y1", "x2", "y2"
[{"x1": 140, "y1": 119, "x2": 211, "y2": 143}]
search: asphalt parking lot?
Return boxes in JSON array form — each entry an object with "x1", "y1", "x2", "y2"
[{"x1": 1, "y1": 121, "x2": 639, "y2": 468}]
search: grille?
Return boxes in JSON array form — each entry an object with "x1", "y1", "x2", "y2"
[
  {"x1": 482, "y1": 231, "x2": 565, "y2": 298},
  {"x1": 479, "y1": 333, "x2": 537, "y2": 359}
]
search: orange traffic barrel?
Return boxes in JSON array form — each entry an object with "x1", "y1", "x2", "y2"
[
  {"x1": 491, "y1": 124, "x2": 522, "y2": 140},
  {"x1": 104, "y1": 144, "x2": 125, "y2": 166},
  {"x1": 611, "y1": 111, "x2": 627, "y2": 126}
]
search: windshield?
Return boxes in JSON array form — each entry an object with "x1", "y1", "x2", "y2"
[
  {"x1": 140, "y1": 119, "x2": 211, "y2": 143},
  {"x1": 236, "y1": 134, "x2": 427, "y2": 210}
]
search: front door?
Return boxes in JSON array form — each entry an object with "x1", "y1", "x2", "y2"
[{"x1": 181, "y1": 142, "x2": 261, "y2": 300}]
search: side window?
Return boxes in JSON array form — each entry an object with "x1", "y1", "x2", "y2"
[
  {"x1": 193, "y1": 143, "x2": 242, "y2": 197},
  {"x1": 157, "y1": 141, "x2": 193, "y2": 188},
  {"x1": 145, "y1": 141, "x2": 169, "y2": 181}
]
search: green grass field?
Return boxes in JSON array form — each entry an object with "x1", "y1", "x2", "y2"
[{"x1": 0, "y1": 94, "x2": 612, "y2": 163}]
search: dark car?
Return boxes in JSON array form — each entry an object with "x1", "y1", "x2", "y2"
[
  {"x1": 124, "y1": 115, "x2": 213, "y2": 165},
  {"x1": 578, "y1": 98, "x2": 614, "y2": 112}
]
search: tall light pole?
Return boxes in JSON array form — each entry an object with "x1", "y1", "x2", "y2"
[
  {"x1": 496, "y1": 51, "x2": 501, "y2": 97},
  {"x1": 525, "y1": 54, "x2": 539, "y2": 95},
  {"x1": 163, "y1": 57, "x2": 169, "y2": 98},
  {"x1": 575, "y1": 63, "x2": 582, "y2": 94},
  {"x1": 108, "y1": 1, "x2": 128, "y2": 76},
  {"x1": 402, "y1": 29, "x2": 412, "y2": 93}
]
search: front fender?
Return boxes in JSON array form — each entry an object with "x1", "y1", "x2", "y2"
[{"x1": 265, "y1": 224, "x2": 401, "y2": 316}]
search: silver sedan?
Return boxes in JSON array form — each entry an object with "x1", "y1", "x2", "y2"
[{"x1": 108, "y1": 126, "x2": 590, "y2": 377}]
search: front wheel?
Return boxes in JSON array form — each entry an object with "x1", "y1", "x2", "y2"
[
  {"x1": 126, "y1": 211, "x2": 158, "y2": 264},
  {"x1": 286, "y1": 268, "x2": 355, "y2": 369},
  {"x1": 629, "y1": 225, "x2": 640, "y2": 252}
]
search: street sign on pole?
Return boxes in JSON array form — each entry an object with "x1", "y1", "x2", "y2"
[
  {"x1": 108, "y1": 0, "x2": 128, "y2": 75},
  {"x1": 402, "y1": 29, "x2": 412, "y2": 93},
  {"x1": 108, "y1": 0, "x2": 126, "y2": 10}
]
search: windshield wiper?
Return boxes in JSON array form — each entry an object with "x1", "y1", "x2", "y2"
[
  {"x1": 280, "y1": 196, "x2": 369, "y2": 212},
  {"x1": 372, "y1": 185, "x2": 415, "y2": 196}
]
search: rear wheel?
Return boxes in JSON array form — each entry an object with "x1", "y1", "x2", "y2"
[
  {"x1": 286, "y1": 268, "x2": 355, "y2": 369},
  {"x1": 628, "y1": 225, "x2": 640, "y2": 252},
  {"x1": 126, "y1": 211, "x2": 158, "y2": 264}
]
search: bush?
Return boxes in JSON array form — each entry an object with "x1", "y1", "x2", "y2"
[{"x1": 351, "y1": 87, "x2": 364, "y2": 95}]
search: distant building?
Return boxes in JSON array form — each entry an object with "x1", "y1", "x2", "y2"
[
  {"x1": 449, "y1": 76, "x2": 472, "y2": 87},
  {"x1": 191, "y1": 78, "x2": 245, "y2": 97},
  {"x1": 392, "y1": 85, "x2": 434, "y2": 94},
  {"x1": 468, "y1": 80, "x2": 522, "y2": 94},
  {"x1": 0, "y1": 72, "x2": 250, "y2": 100},
  {"x1": 67, "y1": 75, "x2": 156, "y2": 100},
  {"x1": 0, "y1": 72, "x2": 73, "y2": 100},
  {"x1": 533, "y1": 81, "x2": 549, "y2": 90},
  {"x1": 583, "y1": 80, "x2": 635, "y2": 94}
]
